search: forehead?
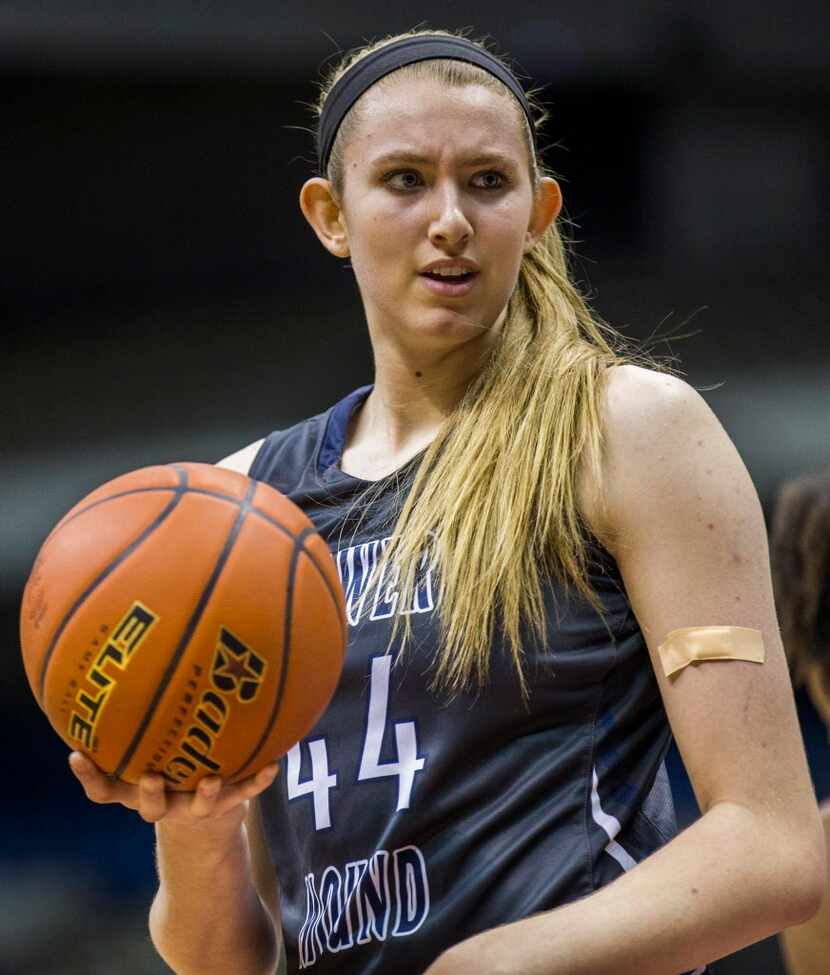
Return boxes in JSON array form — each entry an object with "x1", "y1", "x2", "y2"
[{"x1": 346, "y1": 76, "x2": 527, "y2": 167}]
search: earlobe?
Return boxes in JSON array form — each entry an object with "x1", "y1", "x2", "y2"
[{"x1": 299, "y1": 177, "x2": 350, "y2": 258}]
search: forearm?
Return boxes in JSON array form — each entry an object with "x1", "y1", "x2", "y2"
[
  {"x1": 149, "y1": 820, "x2": 280, "y2": 975},
  {"x1": 441, "y1": 802, "x2": 821, "y2": 975}
]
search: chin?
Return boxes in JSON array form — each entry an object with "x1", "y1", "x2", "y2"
[{"x1": 411, "y1": 312, "x2": 492, "y2": 346}]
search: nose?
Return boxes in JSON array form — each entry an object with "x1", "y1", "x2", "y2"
[{"x1": 428, "y1": 185, "x2": 473, "y2": 249}]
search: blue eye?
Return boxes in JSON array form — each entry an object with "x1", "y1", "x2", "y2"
[
  {"x1": 474, "y1": 171, "x2": 508, "y2": 190},
  {"x1": 383, "y1": 170, "x2": 509, "y2": 191}
]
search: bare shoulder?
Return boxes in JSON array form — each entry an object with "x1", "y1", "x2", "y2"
[
  {"x1": 600, "y1": 362, "x2": 705, "y2": 440},
  {"x1": 577, "y1": 363, "x2": 712, "y2": 553},
  {"x1": 217, "y1": 439, "x2": 265, "y2": 476}
]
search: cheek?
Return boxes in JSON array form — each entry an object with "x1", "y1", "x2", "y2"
[
  {"x1": 486, "y1": 225, "x2": 528, "y2": 290},
  {"x1": 348, "y1": 204, "x2": 413, "y2": 271},
  {"x1": 492, "y1": 203, "x2": 529, "y2": 248}
]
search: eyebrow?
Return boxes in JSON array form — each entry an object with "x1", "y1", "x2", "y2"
[{"x1": 369, "y1": 150, "x2": 518, "y2": 169}]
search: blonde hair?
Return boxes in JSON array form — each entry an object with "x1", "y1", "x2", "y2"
[{"x1": 310, "y1": 27, "x2": 676, "y2": 697}]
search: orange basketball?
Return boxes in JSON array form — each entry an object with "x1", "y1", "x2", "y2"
[{"x1": 19, "y1": 462, "x2": 347, "y2": 790}]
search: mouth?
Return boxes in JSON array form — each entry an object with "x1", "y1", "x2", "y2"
[{"x1": 418, "y1": 271, "x2": 479, "y2": 297}]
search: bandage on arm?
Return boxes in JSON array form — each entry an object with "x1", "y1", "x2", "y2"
[{"x1": 657, "y1": 626, "x2": 766, "y2": 678}]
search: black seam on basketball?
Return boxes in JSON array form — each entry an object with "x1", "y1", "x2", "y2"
[
  {"x1": 249, "y1": 486, "x2": 343, "y2": 641},
  {"x1": 112, "y1": 478, "x2": 257, "y2": 780},
  {"x1": 44, "y1": 484, "x2": 298, "y2": 567},
  {"x1": 299, "y1": 539, "x2": 347, "y2": 648},
  {"x1": 44, "y1": 488, "x2": 176, "y2": 547},
  {"x1": 226, "y1": 526, "x2": 315, "y2": 780},
  {"x1": 36, "y1": 466, "x2": 190, "y2": 704},
  {"x1": 56, "y1": 486, "x2": 238, "y2": 529},
  {"x1": 42, "y1": 463, "x2": 188, "y2": 545},
  {"x1": 70, "y1": 488, "x2": 300, "y2": 543},
  {"x1": 249, "y1": 504, "x2": 304, "y2": 542}
]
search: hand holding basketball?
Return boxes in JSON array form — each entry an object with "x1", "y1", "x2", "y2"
[{"x1": 68, "y1": 751, "x2": 279, "y2": 827}]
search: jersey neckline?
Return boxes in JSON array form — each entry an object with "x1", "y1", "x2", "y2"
[
  {"x1": 317, "y1": 383, "x2": 374, "y2": 476},
  {"x1": 317, "y1": 383, "x2": 430, "y2": 487}
]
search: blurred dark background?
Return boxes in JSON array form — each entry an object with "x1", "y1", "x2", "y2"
[{"x1": 2, "y1": 2, "x2": 828, "y2": 973}]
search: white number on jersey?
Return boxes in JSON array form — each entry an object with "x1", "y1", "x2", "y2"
[
  {"x1": 357, "y1": 655, "x2": 425, "y2": 811},
  {"x1": 286, "y1": 738, "x2": 337, "y2": 830}
]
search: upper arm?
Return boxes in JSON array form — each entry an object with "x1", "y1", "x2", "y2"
[
  {"x1": 596, "y1": 366, "x2": 820, "y2": 842},
  {"x1": 244, "y1": 799, "x2": 284, "y2": 968},
  {"x1": 217, "y1": 439, "x2": 265, "y2": 476}
]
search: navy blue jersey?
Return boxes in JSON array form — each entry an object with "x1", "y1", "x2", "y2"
[{"x1": 251, "y1": 385, "x2": 709, "y2": 975}]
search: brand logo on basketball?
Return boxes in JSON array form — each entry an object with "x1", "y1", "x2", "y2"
[
  {"x1": 160, "y1": 627, "x2": 266, "y2": 786},
  {"x1": 210, "y1": 627, "x2": 266, "y2": 703},
  {"x1": 69, "y1": 601, "x2": 158, "y2": 750}
]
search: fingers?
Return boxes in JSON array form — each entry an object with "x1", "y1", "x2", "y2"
[
  {"x1": 69, "y1": 751, "x2": 280, "y2": 824},
  {"x1": 70, "y1": 751, "x2": 166, "y2": 818},
  {"x1": 136, "y1": 771, "x2": 169, "y2": 822},
  {"x1": 246, "y1": 762, "x2": 280, "y2": 796},
  {"x1": 210, "y1": 763, "x2": 280, "y2": 817},
  {"x1": 69, "y1": 752, "x2": 128, "y2": 805},
  {"x1": 187, "y1": 775, "x2": 225, "y2": 818}
]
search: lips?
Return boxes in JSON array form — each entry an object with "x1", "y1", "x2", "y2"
[
  {"x1": 419, "y1": 270, "x2": 479, "y2": 297},
  {"x1": 419, "y1": 258, "x2": 480, "y2": 275}
]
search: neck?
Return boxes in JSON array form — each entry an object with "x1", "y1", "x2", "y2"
[
  {"x1": 372, "y1": 323, "x2": 500, "y2": 434},
  {"x1": 341, "y1": 315, "x2": 502, "y2": 479}
]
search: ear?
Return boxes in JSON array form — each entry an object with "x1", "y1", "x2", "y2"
[
  {"x1": 299, "y1": 177, "x2": 350, "y2": 258},
  {"x1": 524, "y1": 176, "x2": 562, "y2": 253}
]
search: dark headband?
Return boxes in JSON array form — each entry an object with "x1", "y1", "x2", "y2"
[{"x1": 317, "y1": 34, "x2": 536, "y2": 176}]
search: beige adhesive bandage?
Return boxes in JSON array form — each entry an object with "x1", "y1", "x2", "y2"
[{"x1": 657, "y1": 626, "x2": 765, "y2": 678}]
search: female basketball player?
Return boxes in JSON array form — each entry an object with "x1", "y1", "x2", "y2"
[
  {"x1": 69, "y1": 27, "x2": 825, "y2": 975},
  {"x1": 770, "y1": 470, "x2": 830, "y2": 975}
]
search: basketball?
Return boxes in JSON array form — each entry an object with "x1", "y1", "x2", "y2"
[{"x1": 19, "y1": 462, "x2": 347, "y2": 790}]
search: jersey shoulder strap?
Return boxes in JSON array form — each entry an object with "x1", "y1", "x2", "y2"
[{"x1": 249, "y1": 385, "x2": 374, "y2": 494}]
